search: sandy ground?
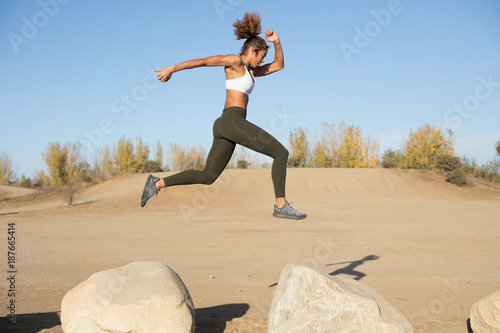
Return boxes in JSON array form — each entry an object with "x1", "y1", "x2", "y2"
[
  {"x1": 0, "y1": 168, "x2": 499, "y2": 333},
  {"x1": 0, "y1": 185, "x2": 35, "y2": 200}
]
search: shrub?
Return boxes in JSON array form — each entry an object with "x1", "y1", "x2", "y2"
[
  {"x1": 435, "y1": 155, "x2": 462, "y2": 172},
  {"x1": 63, "y1": 181, "x2": 84, "y2": 206},
  {"x1": 287, "y1": 157, "x2": 300, "y2": 168},
  {"x1": 237, "y1": 160, "x2": 249, "y2": 169},
  {"x1": 81, "y1": 175, "x2": 92, "y2": 183},
  {"x1": 144, "y1": 160, "x2": 163, "y2": 173},
  {"x1": 382, "y1": 149, "x2": 404, "y2": 169},
  {"x1": 447, "y1": 168, "x2": 467, "y2": 186}
]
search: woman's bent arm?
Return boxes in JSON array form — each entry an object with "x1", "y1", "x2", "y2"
[{"x1": 253, "y1": 30, "x2": 284, "y2": 77}]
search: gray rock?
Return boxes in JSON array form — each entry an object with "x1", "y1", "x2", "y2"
[
  {"x1": 268, "y1": 264, "x2": 413, "y2": 333},
  {"x1": 470, "y1": 289, "x2": 500, "y2": 333},
  {"x1": 61, "y1": 261, "x2": 195, "y2": 333}
]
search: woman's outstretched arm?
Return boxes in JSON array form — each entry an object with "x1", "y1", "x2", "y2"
[
  {"x1": 253, "y1": 29, "x2": 284, "y2": 77},
  {"x1": 154, "y1": 54, "x2": 241, "y2": 82}
]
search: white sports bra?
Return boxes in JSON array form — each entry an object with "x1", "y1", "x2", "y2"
[{"x1": 226, "y1": 60, "x2": 255, "y2": 95}]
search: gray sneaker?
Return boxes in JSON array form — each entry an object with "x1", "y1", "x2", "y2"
[
  {"x1": 273, "y1": 201, "x2": 307, "y2": 220},
  {"x1": 141, "y1": 174, "x2": 160, "y2": 207}
]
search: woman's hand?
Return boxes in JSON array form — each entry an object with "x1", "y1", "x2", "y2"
[
  {"x1": 265, "y1": 29, "x2": 280, "y2": 43},
  {"x1": 154, "y1": 66, "x2": 175, "y2": 82}
]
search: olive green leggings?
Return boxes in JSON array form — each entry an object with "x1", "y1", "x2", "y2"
[{"x1": 163, "y1": 107, "x2": 288, "y2": 198}]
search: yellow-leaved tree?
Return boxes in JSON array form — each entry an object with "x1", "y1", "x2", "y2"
[
  {"x1": 312, "y1": 122, "x2": 378, "y2": 168},
  {"x1": 312, "y1": 122, "x2": 341, "y2": 168},
  {"x1": 65, "y1": 143, "x2": 85, "y2": 182},
  {"x1": 43, "y1": 142, "x2": 68, "y2": 185},
  {"x1": 33, "y1": 170, "x2": 49, "y2": 188},
  {"x1": 0, "y1": 152, "x2": 15, "y2": 185},
  {"x1": 113, "y1": 137, "x2": 135, "y2": 175},
  {"x1": 134, "y1": 137, "x2": 150, "y2": 173},
  {"x1": 337, "y1": 125, "x2": 379, "y2": 168},
  {"x1": 339, "y1": 126, "x2": 368, "y2": 168},
  {"x1": 43, "y1": 142, "x2": 86, "y2": 185},
  {"x1": 155, "y1": 141, "x2": 163, "y2": 164},
  {"x1": 405, "y1": 124, "x2": 454, "y2": 169},
  {"x1": 93, "y1": 146, "x2": 115, "y2": 177},
  {"x1": 168, "y1": 144, "x2": 205, "y2": 171},
  {"x1": 288, "y1": 127, "x2": 310, "y2": 167}
]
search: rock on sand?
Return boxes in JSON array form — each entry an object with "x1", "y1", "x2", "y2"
[
  {"x1": 268, "y1": 264, "x2": 413, "y2": 333},
  {"x1": 61, "y1": 261, "x2": 195, "y2": 333},
  {"x1": 470, "y1": 289, "x2": 500, "y2": 333}
]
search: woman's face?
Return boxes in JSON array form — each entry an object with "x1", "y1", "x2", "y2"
[{"x1": 250, "y1": 49, "x2": 267, "y2": 67}]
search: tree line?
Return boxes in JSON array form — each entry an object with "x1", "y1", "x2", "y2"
[{"x1": 1, "y1": 123, "x2": 499, "y2": 188}]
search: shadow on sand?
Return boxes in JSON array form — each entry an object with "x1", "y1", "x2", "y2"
[
  {"x1": 327, "y1": 254, "x2": 380, "y2": 281},
  {"x1": 195, "y1": 303, "x2": 250, "y2": 333},
  {"x1": 267, "y1": 254, "x2": 380, "y2": 288},
  {"x1": 0, "y1": 304, "x2": 249, "y2": 333},
  {"x1": 0, "y1": 312, "x2": 60, "y2": 333}
]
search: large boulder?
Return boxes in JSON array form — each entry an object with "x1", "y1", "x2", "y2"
[
  {"x1": 61, "y1": 261, "x2": 195, "y2": 333},
  {"x1": 470, "y1": 289, "x2": 500, "y2": 333},
  {"x1": 268, "y1": 264, "x2": 413, "y2": 333}
]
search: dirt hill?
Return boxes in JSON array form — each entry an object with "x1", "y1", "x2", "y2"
[{"x1": 0, "y1": 169, "x2": 499, "y2": 333}]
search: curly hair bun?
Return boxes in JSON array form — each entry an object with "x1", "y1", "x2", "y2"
[{"x1": 233, "y1": 12, "x2": 262, "y2": 40}]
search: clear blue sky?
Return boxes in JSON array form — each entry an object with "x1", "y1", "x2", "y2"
[{"x1": 1, "y1": 0, "x2": 499, "y2": 178}]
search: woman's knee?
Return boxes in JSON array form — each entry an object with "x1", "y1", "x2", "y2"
[
  {"x1": 277, "y1": 146, "x2": 289, "y2": 160},
  {"x1": 200, "y1": 170, "x2": 220, "y2": 185}
]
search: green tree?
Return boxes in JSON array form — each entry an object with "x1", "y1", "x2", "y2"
[
  {"x1": 382, "y1": 149, "x2": 405, "y2": 169},
  {"x1": 19, "y1": 174, "x2": 32, "y2": 188}
]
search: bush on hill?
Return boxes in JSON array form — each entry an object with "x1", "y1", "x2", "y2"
[
  {"x1": 447, "y1": 168, "x2": 467, "y2": 186},
  {"x1": 435, "y1": 155, "x2": 462, "y2": 172}
]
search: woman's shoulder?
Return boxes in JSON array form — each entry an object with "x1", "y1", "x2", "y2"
[
  {"x1": 225, "y1": 54, "x2": 243, "y2": 65},
  {"x1": 221, "y1": 54, "x2": 244, "y2": 70}
]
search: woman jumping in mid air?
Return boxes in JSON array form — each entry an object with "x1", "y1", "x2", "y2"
[{"x1": 141, "y1": 12, "x2": 306, "y2": 220}]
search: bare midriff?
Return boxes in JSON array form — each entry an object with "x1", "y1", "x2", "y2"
[{"x1": 224, "y1": 89, "x2": 249, "y2": 110}]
